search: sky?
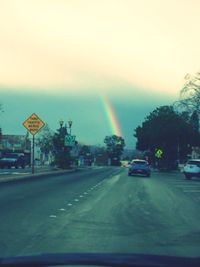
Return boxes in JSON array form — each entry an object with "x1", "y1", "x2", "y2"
[{"x1": 0, "y1": 0, "x2": 200, "y2": 148}]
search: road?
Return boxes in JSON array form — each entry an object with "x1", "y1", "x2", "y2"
[{"x1": 0, "y1": 167, "x2": 200, "y2": 258}]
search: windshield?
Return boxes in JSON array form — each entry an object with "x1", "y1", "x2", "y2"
[
  {"x1": 3, "y1": 154, "x2": 19, "y2": 159},
  {"x1": 1, "y1": 0, "x2": 200, "y2": 264},
  {"x1": 132, "y1": 161, "x2": 147, "y2": 165},
  {"x1": 187, "y1": 161, "x2": 200, "y2": 166}
]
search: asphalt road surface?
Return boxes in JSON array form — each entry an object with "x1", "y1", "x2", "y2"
[{"x1": 0, "y1": 167, "x2": 200, "y2": 258}]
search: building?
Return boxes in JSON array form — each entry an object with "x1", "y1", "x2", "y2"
[
  {"x1": 191, "y1": 146, "x2": 200, "y2": 159},
  {"x1": 0, "y1": 134, "x2": 31, "y2": 152}
]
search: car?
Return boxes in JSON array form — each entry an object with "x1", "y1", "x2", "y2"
[
  {"x1": 128, "y1": 159, "x2": 151, "y2": 177},
  {"x1": 183, "y1": 159, "x2": 200, "y2": 179},
  {"x1": 0, "y1": 153, "x2": 25, "y2": 169},
  {"x1": 120, "y1": 160, "x2": 129, "y2": 168}
]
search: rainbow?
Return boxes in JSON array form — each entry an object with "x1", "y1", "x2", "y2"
[{"x1": 101, "y1": 95, "x2": 123, "y2": 137}]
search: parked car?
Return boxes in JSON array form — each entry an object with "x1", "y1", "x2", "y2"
[
  {"x1": 183, "y1": 159, "x2": 200, "y2": 179},
  {"x1": 128, "y1": 159, "x2": 151, "y2": 177},
  {"x1": 0, "y1": 153, "x2": 25, "y2": 169}
]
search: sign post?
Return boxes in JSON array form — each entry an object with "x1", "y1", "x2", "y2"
[{"x1": 23, "y1": 113, "x2": 45, "y2": 174}]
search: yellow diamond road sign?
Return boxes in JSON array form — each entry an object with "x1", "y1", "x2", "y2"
[{"x1": 23, "y1": 113, "x2": 45, "y2": 135}]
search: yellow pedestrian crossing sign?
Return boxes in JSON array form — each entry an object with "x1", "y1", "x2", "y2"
[
  {"x1": 155, "y1": 148, "x2": 163, "y2": 158},
  {"x1": 23, "y1": 113, "x2": 45, "y2": 136}
]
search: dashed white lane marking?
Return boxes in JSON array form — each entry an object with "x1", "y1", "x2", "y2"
[
  {"x1": 63, "y1": 183, "x2": 104, "y2": 209},
  {"x1": 50, "y1": 215, "x2": 57, "y2": 218}
]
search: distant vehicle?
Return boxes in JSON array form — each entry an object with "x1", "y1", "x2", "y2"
[
  {"x1": 183, "y1": 159, "x2": 200, "y2": 179},
  {"x1": 0, "y1": 153, "x2": 25, "y2": 169},
  {"x1": 120, "y1": 160, "x2": 129, "y2": 167},
  {"x1": 128, "y1": 159, "x2": 151, "y2": 177}
]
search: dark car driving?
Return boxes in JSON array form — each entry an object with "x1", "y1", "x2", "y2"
[
  {"x1": 128, "y1": 159, "x2": 151, "y2": 177},
  {"x1": 0, "y1": 153, "x2": 25, "y2": 169}
]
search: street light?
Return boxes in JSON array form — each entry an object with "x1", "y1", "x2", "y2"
[
  {"x1": 59, "y1": 119, "x2": 64, "y2": 128},
  {"x1": 67, "y1": 119, "x2": 73, "y2": 135},
  {"x1": 59, "y1": 119, "x2": 73, "y2": 135}
]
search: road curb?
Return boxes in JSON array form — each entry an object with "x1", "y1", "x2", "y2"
[{"x1": 0, "y1": 168, "x2": 78, "y2": 184}]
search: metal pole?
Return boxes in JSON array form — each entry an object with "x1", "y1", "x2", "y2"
[
  {"x1": 177, "y1": 138, "x2": 180, "y2": 164},
  {"x1": 32, "y1": 135, "x2": 35, "y2": 174}
]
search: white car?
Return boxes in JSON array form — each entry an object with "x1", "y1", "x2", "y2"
[{"x1": 183, "y1": 159, "x2": 200, "y2": 179}]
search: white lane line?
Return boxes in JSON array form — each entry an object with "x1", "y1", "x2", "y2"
[
  {"x1": 50, "y1": 215, "x2": 57, "y2": 218},
  {"x1": 84, "y1": 192, "x2": 88, "y2": 195},
  {"x1": 79, "y1": 195, "x2": 83, "y2": 198},
  {"x1": 74, "y1": 199, "x2": 79, "y2": 202},
  {"x1": 59, "y1": 208, "x2": 66, "y2": 211},
  {"x1": 67, "y1": 203, "x2": 73, "y2": 206}
]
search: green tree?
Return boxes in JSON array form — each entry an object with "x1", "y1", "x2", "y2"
[
  {"x1": 0, "y1": 127, "x2": 2, "y2": 144},
  {"x1": 134, "y1": 105, "x2": 199, "y2": 168},
  {"x1": 0, "y1": 104, "x2": 3, "y2": 143},
  {"x1": 190, "y1": 111, "x2": 199, "y2": 132},
  {"x1": 37, "y1": 125, "x2": 54, "y2": 155},
  {"x1": 104, "y1": 135, "x2": 125, "y2": 166},
  {"x1": 178, "y1": 72, "x2": 200, "y2": 114},
  {"x1": 91, "y1": 145, "x2": 108, "y2": 166},
  {"x1": 52, "y1": 124, "x2": 72, "y2": 169},
  {"x1": 79, "y1": 145, "x2": 93, "y2": 166}
]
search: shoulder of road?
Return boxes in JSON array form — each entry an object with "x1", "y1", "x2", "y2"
[
  {"x1": 0, "y1": 165, "x2": 184, "y2": 184},
  {"x1": 0, "y1": 166, "x2": 106, "y2": 184},
  {"x1": 0, "y1": 167, "x2": 79, "y2": 184}
]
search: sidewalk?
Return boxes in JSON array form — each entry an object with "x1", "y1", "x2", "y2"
[{"x1": 0, "y1": 166, "x2": 77, "y2": 183}]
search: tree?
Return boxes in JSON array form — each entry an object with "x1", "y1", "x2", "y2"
[
  {"x1": 190, "y1": 111, "x2": 199, "y2": 132},
  {"x1": 0, "y1": 127, "x2": 2, "y2": 144},
  {"x1": 79, "y1": 145, "x2": 93, "y2": 166},
  {"x1": 178, "y1": 72, "x2": 200, "y2": 114},
  {"x1": 134, "y1": 105, "x2": 200, "y2": 168},
  {"x1": 52, "y1": 124, "x2": 72, "y2": 169},
  {"x1": 104, "y1": 135, "x2": 125, "y2": 165},
  {"x1": 0, "y1": 104, "x2": 3, "y2": 143},
  {"x1": 37, "y1": 125, "x2": 54, "y2": 155}
]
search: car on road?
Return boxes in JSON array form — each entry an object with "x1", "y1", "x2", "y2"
[
  {"x1": 183, "y1": 159, "x2": 200, "y2": 179},
  {"x1": 0, "y1": 153, "x2": 25, "y2": 169},
  {"x1": 128, "y1": 159, "x2": 151, "y2": 177}
]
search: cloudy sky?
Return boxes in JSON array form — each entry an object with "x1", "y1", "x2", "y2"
[{"x1": 0, "y1": 0, "x2": 200, "y2": 148}]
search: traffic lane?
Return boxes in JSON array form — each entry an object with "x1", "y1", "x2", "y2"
[
  {"x1": 0, "y1": 167, "x2": 120, "y2": 257},
  {"x1": 15, "y1": 168, "x2": 200, "y2": 257},
  {"x1": 152, "y1": 170, "x2": 200, "y2": 203},
  {"x1": 1, "y1": 168, "x2": 200, "y2": 258}
]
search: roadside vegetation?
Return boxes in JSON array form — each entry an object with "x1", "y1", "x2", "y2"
[{"x1": 134, "y1": 72, "x2": 200, "y2": 169}]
